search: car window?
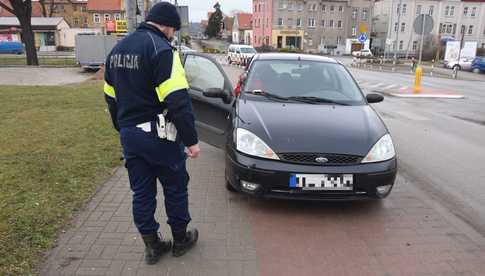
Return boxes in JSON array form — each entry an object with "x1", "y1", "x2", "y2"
[
  {"x1": 184, "y1": 55, "x2": 224, "y2": 92},
  {"x1": 245, "y1": 60, "x2": 365, "y2": 105},
  {"x1": 240, "y1": 48, "x2": 257, "y2": 53}
]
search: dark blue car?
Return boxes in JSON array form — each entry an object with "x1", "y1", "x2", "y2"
[
  {"x1": 472, "y1": 57, "x2": 485, "y2": 73},
  {"x1": 0, "y1": 41, "x2": 24, "y2": 54}
]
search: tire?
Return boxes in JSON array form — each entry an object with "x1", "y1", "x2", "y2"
[
  {"x1": 226, "y1": 181, "x2": 237, "y2": 193},
  {"x1": 227, "y1": 57, "x2": 232, "y2": 65},
  {"x1": 453, "y1": 65, "x2": 461, "y2": 71}
]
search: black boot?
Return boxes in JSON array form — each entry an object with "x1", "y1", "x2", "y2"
[
  {"x1": 172, "y1": 228, "x2": 199, "y2": 257},
  {"x1": 141, "y1": 232, "x2": 172, "y2": 265}
]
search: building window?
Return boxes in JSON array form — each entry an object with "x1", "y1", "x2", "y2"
[
  {"x1": 310, "y1": 3, "x2": 317, "y2": 11},
  {"x1": 445, "y1": 6, "x2": 449, "y2": 16},
  {"x1": 481, "y1": 43, "x2": 485, "y2": 48},
  {"x1": 352, "y1": 26, "x2": 357, "y2": 36},
  {"x1": 104, "y1": 14, "x2": 111, "y2": 22},
  {"x1": 254, "y1": 4, "x2": 257, "y2": 12},
  {"x1": 287, "y1": 18, "x2": 293, "y2": 27},
  {"x1": 394, "y1": 22, "x2": 398, "y2": 32},
  {"x1": 401, "y1": 23, "x2": 405, "y2": 32},
  {"x1": 308, "y1": 38, "x2": 313, "y2": 46},
  {"x1": 399, "y1": 40, "x2": 403, "y2": 50},
  {"x1": 402, "y1": 4, "x2": 407, "y2": 15},
  {"x1": 429, "y1": 6, "x2": 434, "y2": 16},
  {"x1": 450, "y1": 6, "x2": 455, "y2": 16},
  {"x1": 83, "y1": 17, "x2": 88, "y2": 25},
  {"x1": 464, "y1": 7, "x2": 468, "y2": 16},
  {"x1": 416, "y1": 5, "x2": 422, "y2": 15},
  {"x1": 468, "y1": 25, "x2": 473, "y2": 35},
  {"x1": 362, "y1": 8, "x2": 368, "y2": 20},
  {"x1": 412, "y1": 41, "x2": 417, "y2": 50},
  {"x1": 452, "y1": 24, "x2": 457, "y2": 34},
  {"x1": 296, "y1": 18, "x2": 302, "y2": 27},
  {"x1": 114, "y1": 13, "x2": 121, "y2": 20},
  {"x1": 337, "y1": 20, "x2": 342, "y2": 28},
  {"x1": 322, "y1": 5, "x2": 326, "y2": 12},
  {"x1": 446, "y1": 24, "x2": 452, "y2": 33},
  {"x1": 73, "y1": 5, "x2": 77, "y2": 12},
  {"x1": 330, "y1": 5, "x2": 335, "y2": 12},
  {"x1": 397, "y1": 4, "x2": 400, "y2": 14},
  {"x1": 81, "y1": 5, "x2": 87, "y2": 12},
  {"x1": 74, "y1": 17, "x2": 79, "y2": 26},
  {"x1": 329, "y1": 20, "x2": 334, "y2": 28},
  {"x1": 308, "y1": 18, "x2": 315, "y2": 28},
  {"x1": 352, "y1": 8, "x2": 358, "y2": 19},
  {"x1": 93, "y1": 13, "x2": 101, "y2": 24},
  {"x1": 298, "y1": 2, "x2": 303, "y2": 11},
  {"x1": 337, "y1": 36, "x2": 342, "y2": 44},
  {"x1": 288, "y1": 2, "x2": 295, "y2": 11},
  {"x1": 278, "y1": 18, "x2": 283, "y2": 26},
  {"x1": 339, "y1": 6, "x2": 343, "y2": 12},
  {"x1": 278, "y1": 1, "x2": 285, "y2": 10},
  {"x1": 471, "y1": 7, "x2": 476, "y2": 17},
  {"x1": 321, "y1": 20, "x2": 325, "y2": 27}
]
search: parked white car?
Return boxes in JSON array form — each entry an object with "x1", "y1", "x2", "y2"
[
  {"x1": 444, "y1": 58, "x2": 473, "y2": 71},
  {"x1": 352, "y1": 49, "x2": 373, "y2": 57},
  {"x1": 227, "y1": 44, "x2": 257, "y2": 65}
]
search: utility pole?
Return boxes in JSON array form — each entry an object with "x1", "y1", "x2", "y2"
[
  {"x1": 393, "y1": 0, "x2": 403, "y2": 61},
  {"x1": 125, "y1": 0, "x2": 137, "y2": 33}
]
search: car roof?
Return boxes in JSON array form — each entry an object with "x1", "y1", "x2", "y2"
[
  {"x1": 252, "y1": 53, "x2": 338, "y2": 63},
  {"x1": 229, "y1": 44, "x2": 254, "y2": 48}
]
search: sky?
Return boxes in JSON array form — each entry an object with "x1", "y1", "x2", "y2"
[{"x1": 171, "y1": 0, "x2": 252, "y2": 23}]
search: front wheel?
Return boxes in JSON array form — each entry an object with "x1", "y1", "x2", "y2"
[{"x1": 453, "y1": 65, "x2": 461, "y2": 71}]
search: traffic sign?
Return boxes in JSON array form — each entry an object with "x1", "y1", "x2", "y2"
[
  {"x1": 359, "y1": 23, "x2": 368, "y2": 33},
  {"x1": 413, "y1": 14, "x2": 434, "y2": 35},
  {"x1": 358, "y1": 33, "x2": 367, "y2": 43}
]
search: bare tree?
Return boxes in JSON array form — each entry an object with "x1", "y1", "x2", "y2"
[
  {"x1": 0, "y1": 0, "x2": 39, "y2": 65},
  {"x1": 39, "y1": 0, "x2": 57, "y2": 17}
]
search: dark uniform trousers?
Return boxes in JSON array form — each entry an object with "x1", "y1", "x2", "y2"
[{"x1": 120, "y1": 123, "x2": 191, "y2": 235}]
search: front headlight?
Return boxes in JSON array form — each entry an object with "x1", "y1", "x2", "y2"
[
  {"x1": 361, "y1": 134, "x2": 396, "y2": 163},
  {"x1": 236, "y1": 128, "x2": 279, "y2": 160}
]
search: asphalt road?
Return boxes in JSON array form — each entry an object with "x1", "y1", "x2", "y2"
[{"x1": 219, "y1": 59, "x2": 485, "y2": 239}]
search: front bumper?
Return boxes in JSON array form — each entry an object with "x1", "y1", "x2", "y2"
[{"x1": 225, "y1": 148, "x2": 397, "y2": 200}]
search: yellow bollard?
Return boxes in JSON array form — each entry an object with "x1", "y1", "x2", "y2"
[{"x1": 414, "y1": 66, "x2": 422, "y2": 93}]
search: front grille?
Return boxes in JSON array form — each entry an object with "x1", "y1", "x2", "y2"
[{"x1": 278, "y1": 153, "x2": 362, "y2": 165}]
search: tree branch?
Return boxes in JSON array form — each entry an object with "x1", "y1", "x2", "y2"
[{"x1": 0, "y1": 2, "x2": 15, "y2": 15}]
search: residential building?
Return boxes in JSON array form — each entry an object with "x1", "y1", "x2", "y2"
[
  {"x1": 253, "y1": 0, "x2": 374, "y2": 53},
  {"x1": 373, "y1": 0, "x2": 485, "y2": 56},
  {"x1": 0, "y1": 0, "x2": 89, "y2": 28},
  {"x1": 232, "y1": 12, "x2": 252, "y2": 44},
  {"x1": 252, "y1": 0, "x2": 273, "y2": 47},
  {"x1": 0, "y1": 16, "x2": 70, "y2": 49}
]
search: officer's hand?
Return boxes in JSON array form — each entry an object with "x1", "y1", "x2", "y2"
[{"x1": 187, "y1": 144, "x2": 201, "y2": 159}]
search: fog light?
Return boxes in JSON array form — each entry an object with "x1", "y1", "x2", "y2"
[
  {"x1": 241, "y1": 180, "x2": 260, "y2": 191},
  {"x1": 376, "y1": 185, "x2": 392, "y2": 195}
]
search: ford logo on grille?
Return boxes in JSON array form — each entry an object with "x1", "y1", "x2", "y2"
[{"x1": 315, "y1": 157, "x2": 329, "y2": 163}]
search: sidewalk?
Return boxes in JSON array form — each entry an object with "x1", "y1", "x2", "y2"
[{"x1": 42, "y1": 142, "x2": 485, "y2": 276}]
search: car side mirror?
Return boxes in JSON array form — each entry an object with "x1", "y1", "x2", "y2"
[{"x1": 366, "y1": 93, "x2": 384, "y2": 103}]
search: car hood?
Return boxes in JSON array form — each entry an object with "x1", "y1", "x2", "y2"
[{"x1": 236, "y1": 99, "x2": 388, "y2": 156}]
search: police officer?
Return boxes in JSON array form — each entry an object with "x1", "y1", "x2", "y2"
[{"x1": 103, "y1": 2, "x2": 199, "y2": 265}]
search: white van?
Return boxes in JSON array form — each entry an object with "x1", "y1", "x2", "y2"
[{"x1": 227, "y1": 44, "x2": 257, "y2": 65}]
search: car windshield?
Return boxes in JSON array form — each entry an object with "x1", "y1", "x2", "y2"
[
  {"x1": 245, "y1": 59, "x2": 365, "y2": 105},
  {"x1": 240, "y1": 48, "x2": 256, "y2": 53}
]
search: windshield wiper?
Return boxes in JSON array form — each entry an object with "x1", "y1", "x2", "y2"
[
  {"x1": 245, "y1": 90, "x2": 290, "y2": 101},
  {"x1": 287, "y1": 96, "x2": 349, "y2": 105}
]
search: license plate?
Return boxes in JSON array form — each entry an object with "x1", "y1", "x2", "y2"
[{"x1": 289, "y1": 174, "x2": 353, "y2": 191}]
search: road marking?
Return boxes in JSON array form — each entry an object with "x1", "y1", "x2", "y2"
[
  {"x1": 383, "y1": 84, "x2": 398, "y2": 90},
  {"x1": 370, "y1": 82, "x2": 384, "y2": 88},
  {"x1": 394, "y1": 110, "x2": 430, "y2": 121}
]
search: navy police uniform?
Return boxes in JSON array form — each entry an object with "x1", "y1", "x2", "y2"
[{"x1": 103, "y1": 22, "x2": 198, "y2": 238}]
